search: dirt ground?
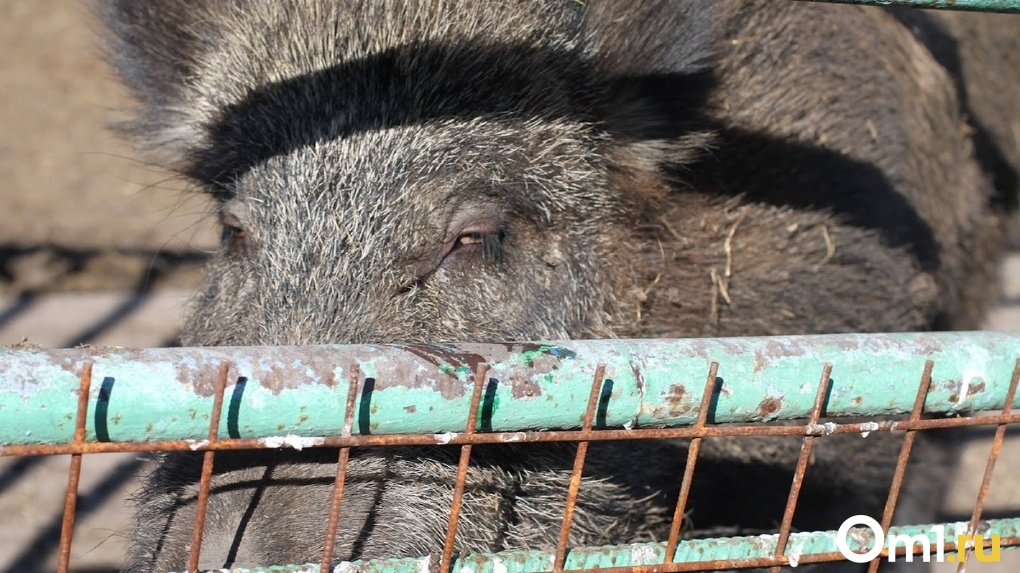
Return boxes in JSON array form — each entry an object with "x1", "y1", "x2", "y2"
[
  {"x1": 0, "y1": 1, "x2": 215, "y2": 296},
  {"x1": 0, "y1": 2, "x2": 1017, "y2": 573}
]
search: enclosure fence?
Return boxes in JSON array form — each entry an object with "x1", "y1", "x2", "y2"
[{"x1": 2, "y1": 332, "x2": 1019, "y2": 573}]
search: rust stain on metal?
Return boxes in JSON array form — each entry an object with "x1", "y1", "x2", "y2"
[
  {"x1": 912, "y1": 339, "x2": 945, "y2": 356},
  {"x1": 390, "y1": 345, "x2": 473, "y2": 400},
  {"x1": 948, "y1": 379, "x2": 987, "y2": 404},
  {"x1": 834, "y1": 338, "x2": 861, "y2": 351},
  {"x1": 630, "y1": 360, "x2": 645, "y2": 397},
  {"x1": 268, "y1": 366, "x2": 285, "y2": 393},
  {"x1": 177, "y1": 362, "x2": 206, "y2": 397},
  {"x1": 511, "y1": 370, "x2": 543, "y2": 398},
  {"x1": 57, "y1": 354, "x2": 79, "y2": 377},
  {"x1": 665, "y1": 384, "x2": 690, "y2": 417},
  {"x1": 753, "y1": 350, "x2": 767, "y2": 373},
  {"x1": 402, "y1": 344, "x2": 488, "y2": 372},
  {"x1": 766, "y1": 339, "x2": 807, "y2": 358},
  {"x1": 756, "y1": 396, "x2": 783, "y2": 419},
  {"x1": 529, "y1": 352, "x2": 562, "y2": 375},
  {"x1": 240, "y1": 348, "x2": 353, "y2": 396},
  {"x1": 455, "y1": 342, "x2": 517, "y2": 364},
  {"x1": 968, "y1": 380, "x2": 986, "y2": 397},
  {"x1": 424, "y1": 374, "x2": 466, "y2": 401},
  {"x1": 745, "y1": 339, "x2": 811, "y2": 373},
  {"x1": 179, "y1": 360, "x2": 237, "y2": 398}
]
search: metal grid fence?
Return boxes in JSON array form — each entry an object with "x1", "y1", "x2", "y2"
[{"x1": 2, "y1": 332, "x2": 1019, "y2": 573}]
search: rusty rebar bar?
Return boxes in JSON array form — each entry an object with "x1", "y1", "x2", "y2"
[
  {"x1": 56, "y1": 362, "x2": 93, "y2": 573},
  {"x1": 187, "y1": 362, "x2": 230, "y2": 573},
  {"x1": 768, "y1": 364, "x2": 832, "y2": 573},
  {"x1": 4, "y1": 411, "x2": 1018, "y2": 458},
  {"x1": 866, "y1": 360, "x2": 934, "y2": 573},
  {"x1": 320, "y1": 364, "x2": 364, "y2": 573},
  {"x1": 957, "y1": 358, "x2": 1020, "y2": 573},
  {"x1": 552, "y1": 364, "x2": 606, "y2": 573},
  {"x1": 664, "y1": 362, "x2": 719, "y2": 564},
  {"x1": 440, "y1": 363, "x2": 490, "y2": 573}
]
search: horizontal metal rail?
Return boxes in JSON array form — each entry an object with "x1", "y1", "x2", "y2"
[
  {"x1": 795, "y1": 0, "x2": 1020, "y2": 12},
  {"x1": 168, "y1": 519, "x2": 1020, "y2": 573},
  {"x1": 2, "y1": 332, "x2": 1019, "y2": 449},
  {"x1": 2, "y1": 413, "x2": 1018, "y2": 456}
]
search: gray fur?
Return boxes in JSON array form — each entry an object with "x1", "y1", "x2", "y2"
[{"x1": 97, "y1": 1, "x2": 1020, "y2": 571}]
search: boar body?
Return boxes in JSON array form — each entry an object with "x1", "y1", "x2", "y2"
[{"x1": 100, "y1": 1, "x2": 1019, "y2": 571}]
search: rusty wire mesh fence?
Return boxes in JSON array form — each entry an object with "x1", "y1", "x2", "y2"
[{"x1": 2, "y1": 333, "x2": 1019, "y2": 573}]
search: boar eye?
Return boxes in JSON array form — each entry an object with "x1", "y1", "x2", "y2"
[
  {"x1": 220, "y1": 212, "x2": 248, "y2": 254},
  {"x1": 452, "y1": 231, "x2": 504, "y2": 263}
]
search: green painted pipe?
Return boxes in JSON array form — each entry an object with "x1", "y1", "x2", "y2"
[
  {"x1": 174, "y1": 518, "x2": 1020, "y2": 573},
  {"x1": 796, "y1": 0, "x2": 1020, "y2": 12},
  {"x1": 1, "y1": 332, "x2": 1018, "y2": 447}
]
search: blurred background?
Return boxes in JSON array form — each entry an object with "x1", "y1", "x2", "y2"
[{"x1": 0, "y1": 1, "x2": 1016, "y2": 572}]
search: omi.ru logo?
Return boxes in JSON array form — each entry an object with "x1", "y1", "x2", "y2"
[{"x1": 837, "y1": 515, "x2": 1001, "y2": 563}]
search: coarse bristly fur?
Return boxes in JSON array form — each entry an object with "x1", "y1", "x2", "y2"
[{"x1": 96, "y1": 1, "x2": 1020, "y2": 572}]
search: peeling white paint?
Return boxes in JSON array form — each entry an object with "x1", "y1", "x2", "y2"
[
  {"x1": 187, "y1": 439, "x2": 209, "y2": 450},
  {"x1": 787, "y1": 537, "x2": 805, "y2": 567},
  {"x1": 859, "y1": 422, "x2": 879, "y2": 438},
  {"x1": 956, "y1": 376, "x2": 972, "y2": 406},
  {"x1": 499, "y1": 432, "x2": 526, "y2": 442},
  {"x1": 434, "y1": 432, "x2": 457, "y2": 444},
  {"x1": 333, "y1": 562, "x2": 356, "y2": 573},
  {"x1": 631, "y1": 544, "x2": 658, "y2": 565},
  {"x1": 259, "y1": 434, "x2": 324, "y2": 450},
  {"x1": 808, "y1": 422, "x2": 838, "y2": 435},
  {"x1": 491, "y1": 557, "x2": 507, "y2": 573}
]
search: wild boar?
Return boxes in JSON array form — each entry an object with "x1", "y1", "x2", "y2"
[{"x1": 99, "y1": 0, "x2": 1019, "y2": 571}]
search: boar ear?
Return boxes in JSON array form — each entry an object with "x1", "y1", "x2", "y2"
[
  {"x1": 97, "y1": 0, "x2": 213, "y2": 169},
  {"x1": 585, "y1": 0, "x2": 723, "y2": 201}
]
